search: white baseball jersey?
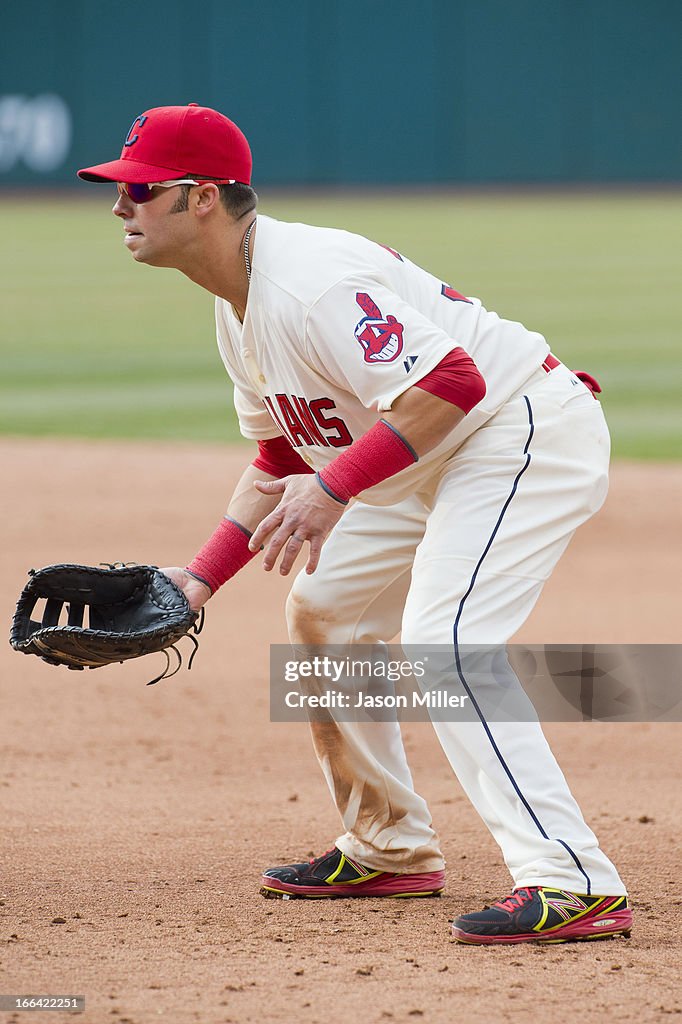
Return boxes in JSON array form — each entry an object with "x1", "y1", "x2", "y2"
[{"x1": 215, "y1": 214, "x2": 551, "y2": 504}]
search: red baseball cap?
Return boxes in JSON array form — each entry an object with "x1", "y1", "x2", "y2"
[{"x1": 78, "y1": 103, "x2": 252, "y2": 184}]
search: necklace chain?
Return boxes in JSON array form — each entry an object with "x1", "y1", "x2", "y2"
[{"x1": 244, "y1": 219, "x2": 256, "y2": 282}]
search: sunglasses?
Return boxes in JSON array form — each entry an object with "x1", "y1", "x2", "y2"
[{"x1": 116, "y1": 178, "x2": 236, "y2": 204}]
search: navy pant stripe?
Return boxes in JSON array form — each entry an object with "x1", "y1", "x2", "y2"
[{"x1": 452, "y1": 395, "x2": 592, "y2": 895}]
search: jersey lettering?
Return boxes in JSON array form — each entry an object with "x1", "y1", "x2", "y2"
[
  {"x1": 292, "y1": 395, "x2": 330, "y2": 447},
  {"x1": 275, "y1": 394, "x2": 314, "y2": 446},
  {"x1": 263, "y1": 396, "x2": 291, "y2": 439},
  {"x1": 354, "y1": 292, "x2": 405, "y2": 364},
  {"x1": 263, "y1": 395, "x2": 352, "y2": 449},
  {"x1": 308, "y1": 398, "x2": 353, "y2": 448},
  {"x1": 441, "y1": 283, "x2": 472, "y2": 304}
]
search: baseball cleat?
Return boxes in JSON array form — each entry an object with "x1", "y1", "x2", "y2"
[
  {"x1": 260, "y1": 846, "x2": 445, "y2": 899},
  {"x1": 451, "y1": 886, "x2": 632, "y2": 944}
]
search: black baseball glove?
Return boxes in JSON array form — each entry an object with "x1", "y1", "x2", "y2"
[{"x1": 9, "y1": 563, "x2": 203, "y2": 684}]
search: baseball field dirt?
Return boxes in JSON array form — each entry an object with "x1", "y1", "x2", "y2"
[{"x1": 2, "y1": 438, "x2": 680, "y2": 1024}]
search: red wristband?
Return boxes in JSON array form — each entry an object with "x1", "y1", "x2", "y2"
[
  {"x1": 186, "y1": 516, "x2": 257, "y2": 594},
  {"x1": 317, "y1": 419, "x2": 417, "y2": 505}
]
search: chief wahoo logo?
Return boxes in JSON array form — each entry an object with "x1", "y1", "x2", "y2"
[{"x1": 354, "y1": 292, "x2": 405, "y2": 364}]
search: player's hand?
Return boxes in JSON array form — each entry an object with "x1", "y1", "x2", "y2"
[
  {"x1": 249, "y1": 475, "x2": 345, "y2": 575},
  {"x1": 160, "y1": 567, "x2": 212, "y2": 612}
]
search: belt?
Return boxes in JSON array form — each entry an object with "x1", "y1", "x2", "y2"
[{"x1": 541, "y1": 352, "x2": 601, "y2": 397}]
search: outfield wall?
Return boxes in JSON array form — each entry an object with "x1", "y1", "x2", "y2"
[{"x1": 1, "y1": 0, "x2": 680, "y2": 186}]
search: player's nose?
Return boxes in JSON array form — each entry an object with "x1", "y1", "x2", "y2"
[{"x1": 113, "y1": 192, "x2": 132, "y2": 217}]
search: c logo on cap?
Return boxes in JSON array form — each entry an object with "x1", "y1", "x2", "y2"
[{"x1": 124, "y1": 114, "x2": 147, "y2": 148}]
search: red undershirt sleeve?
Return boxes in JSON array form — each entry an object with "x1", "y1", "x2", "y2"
[
  {"x1": 413, "y1": 347, "x2": 486, "y2": 413},
  {"x1": 251, "y1": 435, "x2": 315, "y2": 478}
]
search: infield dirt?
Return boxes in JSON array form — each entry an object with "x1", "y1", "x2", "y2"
[{"x1": 2, "y1": 439, "x2": 680, "y2": 1024}]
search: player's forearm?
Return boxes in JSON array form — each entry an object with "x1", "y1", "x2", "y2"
[
  {"x1": 387, "y1": 344, "x2": 487, "y2": 454},
  {"x1": 382, "y1": 386, "x2": 466, "y2": 457},
  {"x1": 226, "y1": 463, "x2": 284, "y2": 532},
  {"x1": 185, "y1": 433, "x2": 316, "y2": 594},
  {"x1": 316, "y1": 349, "x2": 486, "y2": 506}
]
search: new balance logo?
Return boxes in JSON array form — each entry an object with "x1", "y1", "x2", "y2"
[{"x1": 544, "y1": 892, "x2": 587, "y2": 920}]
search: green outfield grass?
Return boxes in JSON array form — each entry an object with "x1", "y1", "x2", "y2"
[{"x1": 1, "y1": 190, "x2": 680, "y2": 458}]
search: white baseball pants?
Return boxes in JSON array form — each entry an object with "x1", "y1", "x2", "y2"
[{"x1": 286, "y1": 363, "x2": 626, "y2": 896}]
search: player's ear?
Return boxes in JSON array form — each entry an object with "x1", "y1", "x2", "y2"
[{"x1": 193, "y1": 183, "x2": 221, "y2": 218}]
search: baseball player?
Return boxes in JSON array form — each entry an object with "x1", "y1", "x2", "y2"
[{"x1": 78, "y1": 104, "x2": 632, "y2": 945}]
